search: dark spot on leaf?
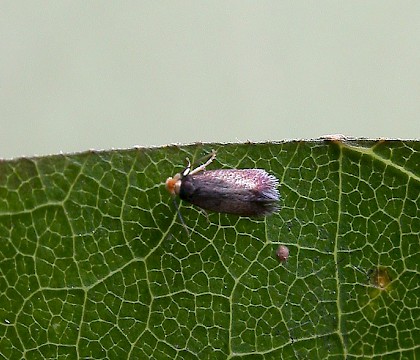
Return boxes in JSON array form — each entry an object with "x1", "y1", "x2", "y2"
[
  {"x1": 276, "y1": 245, "x2": 289, "y2": 262},
  {"x1": 370, "y1": 267, "x2": 392, "y2": 289}
]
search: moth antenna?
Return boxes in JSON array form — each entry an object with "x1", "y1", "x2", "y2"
[{"x1": 181, "y1": 158, "x2": 192, "y2": 177}]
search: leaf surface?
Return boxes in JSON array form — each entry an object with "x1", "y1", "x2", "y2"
[{"x1": 0, "y1": 140, "x2": 419, "y2": 359}]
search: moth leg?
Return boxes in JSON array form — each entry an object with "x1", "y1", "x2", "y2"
[
  {"x1": 189, "y1": 150, "x2": 217, "y2": 176},
  {"x1": 172, "y1": 198, "x2": 190, "y2": 236},
  {"x1": 201, "y1": 209, "x2": 211, "y2": 224}
]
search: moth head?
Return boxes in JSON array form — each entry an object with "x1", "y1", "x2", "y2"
[{"x1": 165, "y1": 173, "x2": 182, "y2": 196}]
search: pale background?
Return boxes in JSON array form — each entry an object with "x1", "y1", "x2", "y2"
[{"x1": 1, "y1": 2, "x2": 419, "y2": 159}]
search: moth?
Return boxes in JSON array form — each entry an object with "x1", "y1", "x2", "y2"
[{"x1": 165, "y1": 151, "x2": 280, "y2": 217}]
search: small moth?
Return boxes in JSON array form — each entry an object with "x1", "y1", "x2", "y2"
[{"x1": 165, "y1": 151, "x2": 280, "y2": 217}]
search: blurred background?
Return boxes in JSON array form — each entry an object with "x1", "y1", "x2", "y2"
[{"x1": 1, "y1": 2, "x2": 419, "y2": 159}]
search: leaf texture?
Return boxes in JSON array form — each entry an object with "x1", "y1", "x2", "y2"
[{"x1": 0, "y1": 140, "x2": 419, "y2": 359}]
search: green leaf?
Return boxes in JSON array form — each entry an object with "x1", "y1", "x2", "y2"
[{"x1": 0, "y1": 140, "x2": 419, "y2": 359}]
